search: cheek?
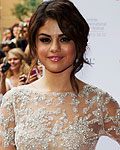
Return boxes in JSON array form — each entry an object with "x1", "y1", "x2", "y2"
[
  {"x1": 65, "y1": 45, "x2": 76, "y2": 59},
  {"x1": 36, "y1": 45, "x2": 48, "y2": 58},
  {"x1": 37, "y1": 48, "x2": 45, "y2": 58},
  {"x1": 8, "y1": 61, "x2": 11, "y2": 64},
  {"x1": 16, "y1": 60, "x2": 21, "y2": 66}
]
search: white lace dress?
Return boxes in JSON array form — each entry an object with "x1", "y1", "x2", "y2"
[{"x1": 0, "y1": 84, "x2": 119, "y2": 150}]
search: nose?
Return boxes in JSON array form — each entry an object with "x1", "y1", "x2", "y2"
[{"x1": 50, "y1": 39, "x2": 60, "y2": 53}]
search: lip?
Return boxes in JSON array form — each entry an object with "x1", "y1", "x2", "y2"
[{"x1": 48, "y1": 56, "x2": 63, "y2": 62}]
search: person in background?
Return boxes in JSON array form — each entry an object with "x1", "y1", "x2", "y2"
[
  {"x1": 2, "y1": 28, "x2": 14, "y2": 43},
  {"x1": 0, "y1": 41, "x2": 16, "y2": 55},
  {"x1": 0, "y1": 48, "x2": 30, "y2": 95},
  {"x1": 0, "y1": 0, "x2": 119, "y2": 150},
  {"x1": 11, "y1": 23, "x2": 19, "y2": 44},
  {"x1": 16, "y1": 22, "x2": 28, "y2": 51},
  {"x1": 12, "y1": 23, "x2": 19, "y2": 38},
  {"x1": 27, "y1": 59, "x2": 44, "y2": 84}
]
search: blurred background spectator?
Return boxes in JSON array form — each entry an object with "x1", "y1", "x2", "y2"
[
  {"x1": 0, "y1": 48, "x2": 30, "y2": 95},
  {"x1": 2, "y1": 28, "x2": 14, "y2": 43},
  {"x1": 16, "y1": 22, "x2": 28, "y2": 51},
  {"x1": 0, "y1": 40, "x2": 16, "y2": 55},
  {"x1": 11, "y1": 23, "x2": 20, "y2": 44}
]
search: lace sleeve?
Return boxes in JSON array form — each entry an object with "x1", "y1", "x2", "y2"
[
  {"x1": 101, "y1": 92, "x2": 120, "y2": 143},
  {"x1": 0, "y1": 90, "x2": 16, "y2": 149}
]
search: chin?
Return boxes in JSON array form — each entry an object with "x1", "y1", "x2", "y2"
[{"x1": 47, "y1": 66, "x2": 73, "y2": 74}]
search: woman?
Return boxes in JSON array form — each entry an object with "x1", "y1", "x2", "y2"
[
  {"x1": 0, "y1": 0, "x2": 119, "y2": 150},
  {"x1": 11, "y1": 23, "x2": 19, "y2": 39},
  {"x1": 2, "y1": 28, "x2": 14, "y2": 43},
  {"x1": 16, "y1": 22, "x2": 29, "y2": 51},
  {"x1": 0, "y1": 48, "x2": 30, "y2": 95}
]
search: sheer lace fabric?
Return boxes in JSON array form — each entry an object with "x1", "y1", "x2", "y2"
[{"x1": 0, "y1": 85, "x2": 120, "y2": 150}]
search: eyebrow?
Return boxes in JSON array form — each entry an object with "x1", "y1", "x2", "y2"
[{"x1": 38, "y1": 33, "x2": 65, "y2": 37}]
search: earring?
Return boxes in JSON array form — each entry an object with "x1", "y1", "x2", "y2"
[
  {"x1": 37, "y1": 59, "x2": 41, "y2": 66},
  {"x1": 76, "y1": 58, "x2": 79, "y2": 63}
]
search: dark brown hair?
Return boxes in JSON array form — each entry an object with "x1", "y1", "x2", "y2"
[{"x1": 28, "y1": 0, "x2": 89, "y2": 93}]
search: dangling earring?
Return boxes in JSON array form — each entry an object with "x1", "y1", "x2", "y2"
[
  {"x1": 37, "y1": 59, "x2": 41, "y2": 66},
  {"x1": 76, "y1": 58, "x2": 79, "y2": 63}
]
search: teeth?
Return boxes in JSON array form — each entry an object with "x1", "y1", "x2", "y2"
[
  {"x1": 51, "y1": 57, "x2": 58, "y2": 61},
  {"x1": 52, "y1": 57, "x2": 58, "y2": 60},
  {"x1": 49, "y1": 56, "x2": 62, "y2": 62}
]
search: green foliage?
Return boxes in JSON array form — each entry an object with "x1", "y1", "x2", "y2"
[
  {"x1": 28, "y1": 0, "x2": 42, "y2": 13},
  {"x1": 12, "y1": 4, "x2": 29, "y2": 21},
  {"x1": 12, "y1": 0, "x2": 43, "y2": 21}
]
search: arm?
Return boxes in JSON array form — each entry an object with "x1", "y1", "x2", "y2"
[
  {"x1": 2, "y1": 31, "x2": 7, "y2": 42},
  {"x1": 0, "y1": 91, "x2": 16, "y2": 150},
  {"x1": 101, "y1": 93, "x2": 120, "y2": 144},
  {"x1": 0, "y1": 73, "x2": 7, "y2": 95}
]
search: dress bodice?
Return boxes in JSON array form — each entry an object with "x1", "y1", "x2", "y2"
[{"x1": 0, "y1": 85, "x2": 120, "y2": 150}]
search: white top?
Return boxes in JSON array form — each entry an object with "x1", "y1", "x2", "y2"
[
  {"x1": 0, "y1": 84, "x2": 119, "y2": 150},
  {"x1": 6, "y1": 78, "x2": 14, "y2": 89},
  {"x1": 0, "y1": 79, "x2": 14, "y2": 106}
]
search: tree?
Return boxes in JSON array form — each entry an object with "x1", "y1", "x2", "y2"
[{"x1": 12, "y1": 0, "x2": 43, "y2": 22}]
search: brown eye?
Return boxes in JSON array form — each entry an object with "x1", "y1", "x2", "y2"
[
  {"x1": 60, "y1": 37, "x2": 71, "y2": 43},
  {"x1": 40, "y1": 38, "x2": 51, "y2": 43}
]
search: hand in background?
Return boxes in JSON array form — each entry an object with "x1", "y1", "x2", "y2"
[
  {"x1": 0, "y1": 63, "x2": 7, "y2": 95},
  {"x1": 29, "y1": 73, "x2": 38, "y2": 84},
  {"x1": 18, "y1": 74, "x2": 28, "y2": 86},
  {"x1": 0, "y1": 63, "x2": 7, "y2": 79}
]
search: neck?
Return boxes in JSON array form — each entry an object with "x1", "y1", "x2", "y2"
[
  {"x1": 12, "y1": 70, "x2": 19, "y2": 77},
  {"x1": 40, "y1": 67, "x2": 74, "y2": 92}
]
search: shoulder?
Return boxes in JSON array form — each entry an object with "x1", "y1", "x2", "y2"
[
  {"x1": 77, "y1": 79, "x2": 105, "y2": 95},
  {"x1": 2, "y1": 85, "x2": 32, "y2": 100},
  {"x1": 77, "y1": 80, "x2": 117, "y2": 104},
  {"x1": 1, "y1": 85, "x2": 34, "y2": 108},
  {"x1": 79, "y1": 81, "x2": 119, "y2": 107}
]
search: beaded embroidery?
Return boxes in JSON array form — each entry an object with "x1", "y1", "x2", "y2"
[{"x1": 0, "y1": 85, "x2": 120, "y2": 150}]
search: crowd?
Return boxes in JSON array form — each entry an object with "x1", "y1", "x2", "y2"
[
  {"x1": 0, "y1": 21, "x2": 44, "y2": 104},
  {"x1": 1, "y1": 22, "x2": 28, "y2": 54}
]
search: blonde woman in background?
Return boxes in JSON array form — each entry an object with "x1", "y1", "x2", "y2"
[{"x1": 0, "y1": 48, "x2": 30, "y2": 95}]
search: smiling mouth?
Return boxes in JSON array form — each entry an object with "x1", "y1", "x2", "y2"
[{"x1": 48, "y1": 56, "x2": 63, "y2": 62}]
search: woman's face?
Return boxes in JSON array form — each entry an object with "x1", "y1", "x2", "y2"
[
  {"x1": 13, "y1": 26, "x2": 19, "y2": 37},
  {"x1": 4, "y1": 29, "x2": 12, "y2": 40},
  {"x1": 36, "y1": 18, "x2": 76, "y2": 73},
  {"x1": 22, "y1": 27, "x2": 28, "y2": 39},
  {"x1": 8, "y1": 53, "x2": 21, "y2": 71}
]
